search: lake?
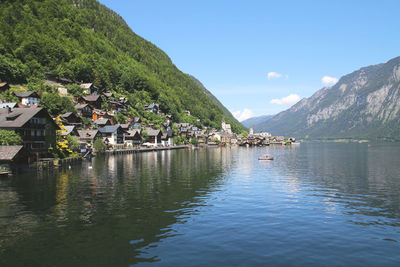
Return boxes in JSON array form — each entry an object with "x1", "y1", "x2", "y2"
[{"x1": 1, "y1": 143, "x2": 400, "y2": 266}]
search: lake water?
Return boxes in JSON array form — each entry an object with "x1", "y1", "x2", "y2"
[{"x1": 1, "y1": 143, "x2": 400, "y2": 266}]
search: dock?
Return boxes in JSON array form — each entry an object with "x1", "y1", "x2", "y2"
[{"x1": 104, "y1": 145, "x2": 189, "y2": 155}]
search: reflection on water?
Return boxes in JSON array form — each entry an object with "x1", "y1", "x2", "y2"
[{"x1": 1, "y1": 144, "x2": 400, "y2": 266}]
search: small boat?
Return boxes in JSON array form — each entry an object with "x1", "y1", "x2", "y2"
[{"x1": 258, "y1": 155, "x2": 274, "y2": 160}]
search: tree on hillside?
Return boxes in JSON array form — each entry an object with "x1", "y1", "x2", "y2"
[{"x1": 40, "y1": 93, "x2": 75, "y2": 117}]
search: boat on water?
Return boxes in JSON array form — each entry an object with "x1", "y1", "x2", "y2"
[{"x1": 258, "y1": 155, "x2": 274, "y2": 160}]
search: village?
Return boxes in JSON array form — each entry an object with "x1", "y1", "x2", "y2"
[{"x1": 0, "y1": 78, "x2": 294, "y2": 176}]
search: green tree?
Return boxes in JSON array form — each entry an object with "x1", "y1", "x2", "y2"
[
  {"x1": 66, "y1": 135, "x2": 80, "y2": 151},
  {"x1": 115, "y1": 113, "x2": 127, "y2": 124},
  {"x1": 0, "y1": 129, "x2": 22, "y2": 145},
  {"x1": 39, "y1": 92, "x2": 75, "y2": 117},
  {"x1": 93, "y1": 138, "x2": 106, "y2": 153},
  {"x1": 190, "y1": 138, "x2": 198, "y2": 145}
]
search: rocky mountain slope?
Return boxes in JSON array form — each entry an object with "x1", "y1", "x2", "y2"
[{"x1": 257, "y1": 56, "x2": 400, "y2": 140}]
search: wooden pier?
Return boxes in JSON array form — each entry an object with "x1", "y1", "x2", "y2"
[{"x1": 104, "y1": 145, "x2": 189, "y2": 155}]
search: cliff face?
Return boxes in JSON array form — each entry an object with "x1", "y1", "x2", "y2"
[{"x1": 256, "y1": 57, "x2": 400, "y2": 140}]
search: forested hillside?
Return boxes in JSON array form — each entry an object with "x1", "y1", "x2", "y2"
[{"x1": 0, "y1": 0, "x2": 244, "y2": 132}]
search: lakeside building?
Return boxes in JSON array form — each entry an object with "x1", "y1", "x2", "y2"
[
  {"x1": 98, "y1": 125, "x2": 125, "y2": 145},
  {"x1": 0, "y1": 107, "x2": 58, "y2": 160}
]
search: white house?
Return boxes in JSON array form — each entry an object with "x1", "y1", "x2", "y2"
[
  {"x1": 14, "y1": 91, "x2": 40, "y2": 106},
  {"x1": 98, "y1": 125, "x2": 125, "y2": 145}
]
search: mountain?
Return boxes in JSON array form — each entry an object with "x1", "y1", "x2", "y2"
[
  {"x1": 257, "y1": 56, "x2": 400, "y2": 140},
  {"x1": 189, "y1": 75, "x2": 243, "y2": 132},
  {"x1": 0, "y1": 0, "x2": 244, "y2": 133},
  {"x1": 241, "y1": 115, "x2": 273, "y2": 129}
]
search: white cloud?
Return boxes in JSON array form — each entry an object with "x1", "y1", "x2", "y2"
[
  {"x1": 232, "y1": 108, "x2": 254, "y2": 122},
  {"x1": 322, "y1": 75, "x2": 338, "y2": 85},
  {"x1": 270, "y1": 94, "x2": 301, "y2": 107},
  {"x1": 267, "y1": 72, "x2": 282, "y2": 80}
]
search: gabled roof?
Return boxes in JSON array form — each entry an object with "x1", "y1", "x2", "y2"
[
  {"x1": 14, "y1": 91, "x2": 40, "y2": 98},
  {"x1": 145, "y1": 128, "x2": 161, "y2": 137},
  {"x1": 102, "y1": 92, "x2": 113, "y2": 98},
  {"x1": 62, "y1": 125, "x2": 75, "y2": 136},
  {"x1": 120, "y1": 123, "x2": 130, "y2": 129},
  {"x1": 77, "y1": 129, "x2": 99, "y2": 140},
  {"x1": 82, "y1": 95, "x2": 100, "y2": 102},
  {"x1": 0, "y1": 145, "x2": 23, "y2": 161},
  {"x1": 80, "y1": 83, "x2": 93, "y2": 89},
  {"x1": 61, "y1": 112, "x2": 74, "y2": 118},
  {"x1": 98, "y1": 125, "x2": 121, "y2": 133},
  {"x1": 0, "y1": 82, "x2": 8, "y2": 87},
  {"x1": 0, "y1": 108, "x2": 47, "y2": 128},
  {"x1": 145, "y1": 103, "x2": 159, "y2": 109},
  {"x1": 74, "y1": 103, "x2": 91, "y2": 110},
  {"x1": 126, "y1": 129, "x2": 141, "y2": 137},
  {"x1": 94, "y1": 118, "x2": 110, "y2": 125}
]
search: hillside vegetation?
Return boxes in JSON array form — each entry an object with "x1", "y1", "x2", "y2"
[{"x1": 0, "y1": 0, "x2": 244, "y2": 132}]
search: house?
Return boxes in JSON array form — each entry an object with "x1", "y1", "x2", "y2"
[
  {"x1": 0, "y1": 82, "x2": 10, "y2": 93},
  {"x1": 0, "y1": 108, "x2": 58, "y2": 156},
  {"x1": 0, "y1": 145, "x2": 25, "y2": 172},
  {"x1": 98, "y1": 125, "x2": 125, "y2": 145},
  {"x1": 145, "y1": 128, "x2": 162, "y2": 145},
  {"x1": 208, "y1": 132, "x2": 221, "y2": 142},
  {"x1": 94, "y1": 118, "x2": 111, "y2": 127},
  {"x1": 144, "y1": 103, "x2": 160, "y2": 113},
  {"x1": 180, "y1": 127, "x2": 188, "y2": 138},
  {"x1": 102, "y1": 92, "x2": 114, "y2": 100},
  {"x1": 14, "y1": 91, "x2": 40, "y2": 107},
  {"x1": 79, "y1": 83, "x2": 98, "y2": 95},
  {"x1": 61, "y1": 112, "x2": 82, "y2": 125},
  {"x1": 125, "y1": 129, "x2": 142, "y2": 147},
  {"x1": 74, "y1": 103, "x2": 93, "y2": 118},
  {"x1": 220, "y1": 132, "x2": 233, "y2": 144},
  {"x1": 120, "y1": 124, "x2": 130, "y2": 131},
  {"x1": 44, "y1": 73, "x2": 73, "y2": 85},
  {"x1": 161, "y1": 128, "x2": 174, "y2": 146},
  {"x1": 79, "y1": 94, "x2": 102, "y2": 109},
  {"x1": 77, "y1": 129, "x2": 101, "y2": 144},
  {"x1": 221, "y1": 120, "x2": 232, "y2": 134},
  {"x1": 57, "y1": 87, "x2": 68, "y2": 95},
  {"x1": 118, "y1": 97, "x2": 128, "y2": 105},
  {"x1": 77, "y1": 129, "x2": 101, "y2": 149},
  {"x1": 109, "y1": 100, "x2": 124, "y2": 114},
  {"x1": 92, "y1": 109, "x2": 115, "y2": 124}
]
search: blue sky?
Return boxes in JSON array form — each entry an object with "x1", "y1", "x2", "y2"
[{"x1": 99, "y1": 0, "x2": 400, "y2": 121}]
